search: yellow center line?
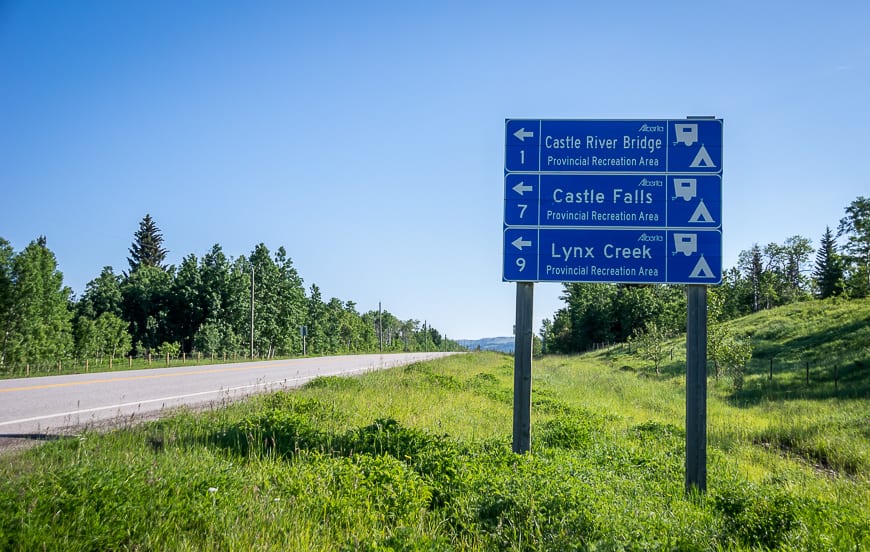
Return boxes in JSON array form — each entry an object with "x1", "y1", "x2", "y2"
[{"x1": 0, "y1": 360, "x2": 300, "y2": 393}]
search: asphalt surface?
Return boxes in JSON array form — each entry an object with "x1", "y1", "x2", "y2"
[{"x1": 0, "y1": 352, "x2": 456, "y2": 449}]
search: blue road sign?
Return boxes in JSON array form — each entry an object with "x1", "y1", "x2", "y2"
[
  {"x1": 504, "y1": 174, "x2": 722, "y2": 229},
  {"x1": 503, "y1": 118, "x2": 723, "y2": 284},
  {"x1": 503, "y1": 228, "x2": 722, "y2": 284},
  {"x1": 505, "y1": 119, "x2": 722, "y2": 174}
]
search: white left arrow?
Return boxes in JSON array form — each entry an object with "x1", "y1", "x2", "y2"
[
  {"x1": 512, "y1": 236, "x2": 532, "y2": 250},
  {"x1": 512, "y1": 181, "x2": 533, "y2": 195},
  {"x1": 513, "y1": 128, "x2": 534, "y2": 142}
]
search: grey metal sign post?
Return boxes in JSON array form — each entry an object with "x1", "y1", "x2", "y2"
[
  {"x1": 686, "y1": 285, "x2": 707, "y2": 492},
  {"x1": 512, "y1": 282, "x2": 534, "y2": 453}
]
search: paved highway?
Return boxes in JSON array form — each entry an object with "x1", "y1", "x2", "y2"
[{"x1": 0, "y1": 353, "x2": 456, "y2": 440}]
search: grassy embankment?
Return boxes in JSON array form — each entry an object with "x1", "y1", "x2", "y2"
[{"x1": 1, "y1": 298, "x2": 868, "y2": 550}]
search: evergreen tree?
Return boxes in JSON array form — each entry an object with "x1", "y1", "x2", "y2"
[
  {"x1": 813, "y1": 226, "x2": 845, "y2": 299},
  {"x1": 127, "y1": 214, "x2": 168, "y2": 273}
]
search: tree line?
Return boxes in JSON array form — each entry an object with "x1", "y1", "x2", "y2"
[
  {"x1": 543, "y1": 196, "x2": 870, "y2": 354},
  {"x1": 0, "y1": 214, "x2": 457, "y2": 373}
]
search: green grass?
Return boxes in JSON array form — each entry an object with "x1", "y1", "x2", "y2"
[{"x1": 1, "y1": 299, "x2": 869, "y2": 550}]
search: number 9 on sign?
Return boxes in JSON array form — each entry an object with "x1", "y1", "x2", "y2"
[{"x1": 516, "y1": 258, "x2": 526, "y2": 272}]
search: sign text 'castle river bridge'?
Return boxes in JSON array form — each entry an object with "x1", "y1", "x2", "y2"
[{"x1": 503, "y1": 119, "x2": 723, "y2": 285}]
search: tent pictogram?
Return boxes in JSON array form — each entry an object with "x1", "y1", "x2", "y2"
[
  {"x1": 689, "y1": 145, "x2": 716, "y2": 168},
  {"x1": 688, "y1": 199, "x2": 715, "y2": 224},
  {"x1": 689, "y1": 255, "x2": 715, "y2": 278}
]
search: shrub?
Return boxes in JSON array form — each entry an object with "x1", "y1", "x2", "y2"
[
  {"x1": 303, "y1": 375, "x2": 360, "y2": 390},
  {"x1": 712, "y1": 481, "x2": 800, "y2": 549},
  {"x1": 472, "y1": 453, "x2": 596, "y2": 550},
  {"x1": 338, "y1": 418, "x2": 460, "y2": 508},
  {"x1": 537, "y1": 410, "x2": 605, "y2": 450}
]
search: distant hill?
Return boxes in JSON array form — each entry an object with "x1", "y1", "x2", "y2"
[{"x1": 457, "y1": 337, "x2": 514, "y2": 353}]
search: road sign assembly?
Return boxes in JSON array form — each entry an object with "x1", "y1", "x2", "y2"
[{"x1": 503, "y1": 119, "x2": 723, "y2": 285}]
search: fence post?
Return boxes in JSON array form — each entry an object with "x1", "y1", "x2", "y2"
[{"x1": 85, "y1": 359, "x2": 89, "y2": 373}]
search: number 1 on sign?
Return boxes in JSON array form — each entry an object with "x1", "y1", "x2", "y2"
[{"x1": 520, "y1": 150, "x2": 525, "y2": 165}]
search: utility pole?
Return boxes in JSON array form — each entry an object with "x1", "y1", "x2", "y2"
[
  {"x1": 250, "y1": 263, "x2": 255, "y2": 360},
  {"x1": 378, "y1": 301, "x2": 383, "y2": 353}
]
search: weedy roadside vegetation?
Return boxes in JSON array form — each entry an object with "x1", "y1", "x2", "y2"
[{"x1": 1, "y1": 300, "x2": 868, "y2": 550}]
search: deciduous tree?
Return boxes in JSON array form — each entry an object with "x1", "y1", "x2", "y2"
[
  {"x1": 122, "y1": 265, "x2": 173, "y2": 353},
  {"x1": 78, "y1": 266, "x2": 123, "y2": 319},
  {"x1": 7, "y1": 237, "x2": 73, "y2": 367},
  {"x1": 630, "y1": 321, "x2": 670, "y2": 375},
  {"x1": 838, "y1": 196, "x2": 870, "y2": 297},
  {"x1": 0, "y1": 238, "x2": 15, "y2": 369},
  {"x1": 707, "y1": 290, "x2": 752, "y2": 391}
]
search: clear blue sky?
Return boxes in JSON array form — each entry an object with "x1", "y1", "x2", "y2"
[{"x1": 2, "y1": 1, "x2": 868, "y2": 340}]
